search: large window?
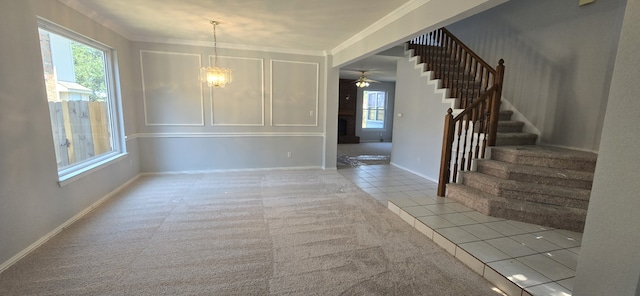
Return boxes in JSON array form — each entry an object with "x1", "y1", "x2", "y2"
[
  {"x1": 362, "y1": 90, "x2": 387, "y2": 129},
  {"x1": 38, "y1": 19, "x2": 124, "y2": 183}
]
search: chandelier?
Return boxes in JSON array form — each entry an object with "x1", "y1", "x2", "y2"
[{"x1": 200, "y1": 20, "x2": 232, "y2": 88}]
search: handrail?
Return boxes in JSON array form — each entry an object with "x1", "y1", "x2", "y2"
[
  {"x1": 406, "y1": 27, "x2": 505, "y2": 197},
  {"x1": 408, "y1": 28, "x2": 499, "y2": 110},
  {"x1": 436, "y1": 84, "x2": 499, "y2": 196}
]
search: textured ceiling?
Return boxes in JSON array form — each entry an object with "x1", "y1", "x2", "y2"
[
  {"x1": 59, "y1": 0, "x2": 410, "y2": 52},
  {"x1": 58, "y1": 0, "x2": 413, "y2": 82}
]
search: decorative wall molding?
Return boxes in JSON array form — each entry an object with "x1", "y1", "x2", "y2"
[
  {"x1": 140, "y1": 50, "x2": 204, "y2": 126},
  {"x1": 128, "y1": 132, "x2": 325, "y2": 139},
  {"x1": 140, "y1": 166, "x2": 323, "y2": 176},
  {"x1": 208, "y1": 56, "x2": 265, "y2": 126},
  {"x1": 270, "y1": 60, "x2": 319, "y2": 127}
]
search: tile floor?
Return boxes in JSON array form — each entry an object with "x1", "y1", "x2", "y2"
[{"x1": 337, "y1": 144, "x2": 579, "y2": 296}]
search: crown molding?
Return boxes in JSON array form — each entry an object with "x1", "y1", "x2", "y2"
[{"x1": 330, "y1": 0, "x2": 430, "y2": 55}]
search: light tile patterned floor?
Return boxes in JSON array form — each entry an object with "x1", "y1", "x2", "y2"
[{"x1": 337, "y1": 144, "x2": 579, "y2": 296}]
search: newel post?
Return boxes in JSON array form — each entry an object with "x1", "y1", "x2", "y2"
[
  {"x1": 487, "y1": 59, "x2": 505, "y2": 146},
  {"x1": 437, "y1": 108, "x2": 455, "y2": 197}
]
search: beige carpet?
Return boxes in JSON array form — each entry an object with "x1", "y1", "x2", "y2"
[{"x1": 0, "y1": 170, "x2": 502, "y2": 295}]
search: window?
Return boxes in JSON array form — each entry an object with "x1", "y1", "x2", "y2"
[
  {"x1": 362, "y1": 90, "x2": 387, "y2": 129},
  {"x1": 38, "y1": 19, "x2": 124, "y2": 183}
]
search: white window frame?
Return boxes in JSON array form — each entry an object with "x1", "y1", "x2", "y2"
[
  {"x1": 361, "y1": 89, "x2": 387, "y2": 130},
  {"x1": 38, "y1": 18, "x2": 127, "y2": 186}
]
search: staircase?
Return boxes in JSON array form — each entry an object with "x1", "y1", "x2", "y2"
[
  {"x1": 447, "y1": 110, "x2": 597, "y2": 232},
  {"x1": 407, "y1": 28, "x2": 598, "y2": 232}
]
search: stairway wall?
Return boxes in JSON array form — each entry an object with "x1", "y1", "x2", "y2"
[
  {"x1": 390, "y1": 55, "x2": 451, "y2": 182},
  {"x1": 575, "y1": 0, "x2": 640, "y2": 294},
  {"x1": 446, "y1": 0, "x2": 626, "y2": 152}
]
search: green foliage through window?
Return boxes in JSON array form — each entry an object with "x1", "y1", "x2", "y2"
[{"x1": 71, "y1": 42, "x2": 106, "y2": 101}]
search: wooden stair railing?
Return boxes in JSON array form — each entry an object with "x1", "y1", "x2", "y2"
[{"x1": 406, "y1": 27, "x2": 505, "y2": 197}]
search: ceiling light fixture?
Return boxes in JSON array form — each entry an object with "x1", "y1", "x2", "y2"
[
  {"x1": 200, "y1": 20, "x2": 232, "y2": 88},
  {"x1": 354, "y1": 71, "x2": 378, "y2": 88}
]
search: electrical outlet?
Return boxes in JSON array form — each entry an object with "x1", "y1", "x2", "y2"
[{"x1": 287, "y1": 152, "x2": 292, "y2": 158}]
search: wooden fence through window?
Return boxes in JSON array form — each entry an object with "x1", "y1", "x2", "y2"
[{"x1": 47, "y1": 101, "x2": 112, "y2": 169}]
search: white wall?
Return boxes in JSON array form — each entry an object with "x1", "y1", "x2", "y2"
[
  {"x1": 129, "y1": 42, "x2": 329, "y2": 172},
  {"x1": 356, "y1": 81, "x2": 396, "y2": 142},
  {"x1": 447, "y1": 0, "x2": 626, "y2": 152},
  {"x1": 391, "y1": 56, "x2": 451, "y2": 182},
  {"x1": 0, "y1": 1, "x2": 139, "y2": 268},
  {"x1": 574, "y1": 0, "x2": 640, "y2": 294}
]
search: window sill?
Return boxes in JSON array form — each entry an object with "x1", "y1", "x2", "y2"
[{"x1": 58, "y1": 152, "x2": 129, "y2": 187}]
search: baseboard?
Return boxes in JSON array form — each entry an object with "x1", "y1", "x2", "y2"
[
  {"x1": 541, "y1": 143, "x2": 599, "y2": 154},
  {"x1": 0, "y1": 174, "x2": 141, "y2": 274},
  {"x1": 390, "y1": 162, "x2": 438, "y2": 184}
]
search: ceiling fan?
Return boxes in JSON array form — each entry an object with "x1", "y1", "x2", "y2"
[{"x1": 353, "y1": 71, "x2": 379, "y2": 88}]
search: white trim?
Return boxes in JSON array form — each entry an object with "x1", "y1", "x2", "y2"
[
  {"x1": 208, "y1": 56, "x2": 265, "y2": 127},
  {"x1": 58, "y1": 152, "x2": 129, "y2": 186},
  {"x1": 0, "y1": 174, "x2": 141, "y2": 274},
  {"x1": 141, "y1": 166, "x2": 323, "y2": 176},
  {"x1": 499, "y1": 98, "x2": 542, "y2": 144},
  {"x1": 406, "y1": 49, "x2": 457, "y2": 109},
  {"x1": 140, "y1": 50, "x2": 205, "y2": 126},
  {"x1": 539, "y1": 144, "x2": 599, "y2": 154},
  {"x1": 128, "y1": 132, "x2": 325, "y2": 139},
  {"x1": 270, "y1": 60, "x2": 320, "y2": 127},
  {"x1": 390, "y1": 162, "x2": 439, "y2": 184},
  {"x1": 37, "y1": 18, "x2": 127, "y2": 184},
  {"x1": 331, "y1": 0, "x2": 430, "y2": 54}
]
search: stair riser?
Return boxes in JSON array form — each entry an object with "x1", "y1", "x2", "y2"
[
  {"x1": 462, "y1": 177, "x2": 590, "y2": 209},
  {"x1": 475, "y1": 122, "x2": 524, "y2": 133},
  {"x1": 491, "y1": 151, "x2": 596, "y2": 171},
  {"x1": 486, "y1": 207, "x2": 585, "y2": 233},
  {"x1": 446, "y1": 186, "x2": 492, "y2": 213},
  {"x1": 496, "y1": 123, "x2": 524, "y2": 133},
  {"x1": 495, "y1": 136, "x2": 537, "y2": 146},
  {"x1": 476, "y1": 165, "x2": 593, "y2": 190},
  {"x1": 498, "y1": 111, "x2": 513, "y2": 121},
  {"x1": 446, "y1": 185, "x2": 586, "y2": 232}
]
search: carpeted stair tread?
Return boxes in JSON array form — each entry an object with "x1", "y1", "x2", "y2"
[
  {"x1": 476, "y1": 159, "x2": 594, "y2": 189},
  {"x1": 446, "y1": 184, "x2": 586, "y2": 232},
  {"x1": 495, "y1": 132, "x2": 537, "y2": 146},
  {"x1": 496, "y1": 121, "x2": 525, "y2": 132},
  {"x1": 490, "y1": 145, "x2": 597, "y2": 171},
  {"x1": 461, "y1": 171, "x2": 590, "y2": 209}
]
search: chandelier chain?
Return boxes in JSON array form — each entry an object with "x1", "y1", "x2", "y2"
[{"x1": 211, "y1": 20, "x2": 219, "y2": 67}]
